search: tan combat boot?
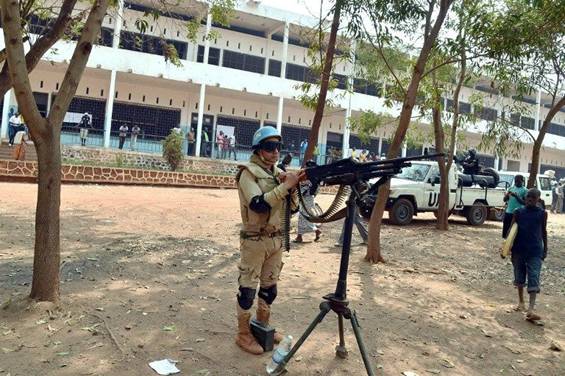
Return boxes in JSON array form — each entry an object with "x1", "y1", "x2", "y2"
[
  {"x1": 257, "y1": 298, "x2": 284, "y2": 344},
  {"x1": 235, "y1": 306, "x2": 264, "y2": 355}
]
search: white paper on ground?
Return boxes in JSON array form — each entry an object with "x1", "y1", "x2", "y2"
[{"x1": 149, "y1": 359, "x2": 180, "y2": 375}]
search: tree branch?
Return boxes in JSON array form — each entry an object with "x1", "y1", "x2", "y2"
[
  {"x1": 1, "y1": 0, "x2": 45, "y2": 131},
  {"x1": 48, "y1": 0, "x2": 109, "y2": 128},
  {"x1": 0, "y1": 0, "x2": 79, "y2": 98}
]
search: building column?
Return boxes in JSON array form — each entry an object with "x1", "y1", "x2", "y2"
[
  {"x1": 401, "y1": 142, "x2": 407, "y2": 157},
  {"x1": 195, "y1": 83, "x2": 206, "y2": 156},
  {"x1": 0, "y1": 90, "x2": 13, "y2": 139},
  {"x1": 494, "y1": 155, "x2": 500, "y2": 171},
  {"x1": 203, "y1": 13, "x2": 212, "y2": 65},
  {"x1": 103, "y1": 70, "x2": 117, "y2": 148},
  {"x1": 102, "y1": 0, "x2": 124, "y2": 148},
  {"x1": 378, "y1": 137, "x2": 383, "y2": 156},
  {"x1": 112, "y1": 0, "x2": 124, "y2": 49},
  {"x1": 534, "y1": 88, "x2": 542, "y2": 131},
  {"x1": 342, "y1": 40, "x2": 356, "y2": 158},
  {"x1": 276, "y1": 96, "x2": 284, "y2": 132},
  {"x1": 280, "y1": 22, "x2": 289, "y2": 79},
  {"x1": 264, "y1": 33, "x2": 271, "y2": 75}
]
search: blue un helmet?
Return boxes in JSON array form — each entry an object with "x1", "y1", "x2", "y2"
[{"x1": 251, "y1": 126, "x2": 281, "y2": 149}]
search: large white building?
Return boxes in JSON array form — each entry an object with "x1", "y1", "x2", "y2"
[{"x1": 0, "y1": 0, "x2": 564, "y2": 175}]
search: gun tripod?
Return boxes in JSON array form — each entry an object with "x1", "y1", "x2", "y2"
[{"x1": 273, "y1": 190, "x2": 375, "y2": 376}]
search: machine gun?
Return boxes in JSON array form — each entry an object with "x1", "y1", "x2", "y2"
[
  {"x1": 296, "y1": 153, "x2": 445, "y2": 223},
  {"x1": 274, "y1": 152, "x2": 444, "y2": 376}
]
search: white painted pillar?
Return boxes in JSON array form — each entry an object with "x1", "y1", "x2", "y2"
[
  {"x1": 264, "y1": 33, "x2": 271, "y2": 75},
  {"x1": 378, "y1": 137, "x2": 383, "y2": 156},
  {"x1": 203, "y1": 13, "x2": 212, "y2": 65},
  {"x1": 103, "y1": 70, "x2": 117, "y2": 148},
  {"x1": 342, "y1": 40, "x2": 356, "y2": 159},
  {"x1": 46, "y1": 92, "x2": 52, "y2": 116},
  {"x1": 1, "y1": 90, "x2": 12, "y2": 139},
  {"x1": 401, "y1": 142, "x2": 407, "y2": 157},
  {"x1": 102, "y1": 0, "x2": 124, "y2": 148},
  {"x1": 195, "y1": 83, "x2": 206, "y2": 156},
  {"x1": 276, "y1": 96, "x2": 284, "y2": 132},
  {"x1": 534, "y1": 88, "x2": 542, "y2": 131},
  {"x1": 112, "y1": 0, "x2": 124, "y2": 49},
  {"x1": 494, "y1": 155, "x2": 500, "y2": 171},
  {"x1": 280, "y1": 22, "x2": 289, "y2": 79}
]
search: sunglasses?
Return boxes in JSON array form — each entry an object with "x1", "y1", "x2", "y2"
[{"x1": 261, "y1": 141, "x2": 282, "y2": 152}]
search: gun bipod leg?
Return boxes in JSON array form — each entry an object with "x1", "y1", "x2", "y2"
[
  {"x1": 274, "y1": 301, "x2": 332, "y2": 375},
  {"x1": 336, "y1": 313, "x2": 348, "y2": 358},
  {"x1": 350, "y1": 310, "x2": 375, "y2": 376}
]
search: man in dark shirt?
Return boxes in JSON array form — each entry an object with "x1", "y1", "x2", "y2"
[{"x1": 510, "y1": 188, "x2": 548, "y2": 322}]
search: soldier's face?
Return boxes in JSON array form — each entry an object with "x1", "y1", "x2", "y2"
[{"x1": 259, "y1": 137, "x2": 280, "y2": 165}]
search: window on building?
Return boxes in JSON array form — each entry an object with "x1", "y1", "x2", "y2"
[
  {"x1": 120, "y1": 31, "x2": 187, "y2": 59},
  {"x1": 475, "y1": 106, "x2": 498, "y2": 121},
  {"x1": 521, "y1": 116, "x2": 535, "y2": 130},
  {"x1": 197, "y1": 45, "x2": 220, "y2": 65},
  {"x1": 222, "y1": 50, "x2": 265, "y2": 74},
  {"x1": 268, "y1": 59, "x2": 281, "y2": 77},
  {"x1": 333, "y1": 74, "x2": 348, "y2": 90}
]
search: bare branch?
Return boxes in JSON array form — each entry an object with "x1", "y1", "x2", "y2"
[
  {"x1": 48, "y1": 0, "x2": 109, "y2": 127},
  {"x1": 1, "y1": 0, "x2": 45, "y2": 131},
  {"x1": 0, "y1": 0, "x2": 79, "y2": 98}
]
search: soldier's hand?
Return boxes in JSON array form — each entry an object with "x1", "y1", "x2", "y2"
[
  {"x1": 279, "y1": 171, "x2": 288, "y2": 182},
  {"x1": 283, "y1": 172, "x2": 300, "y2": 190}
]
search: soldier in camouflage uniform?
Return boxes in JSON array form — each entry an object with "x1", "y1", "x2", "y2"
[{"x1": 235, "y1": 127, "x2": 300, "y2": 355}]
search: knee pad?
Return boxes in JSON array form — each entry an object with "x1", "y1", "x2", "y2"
[
  {"x1": 258, "y1": 285, "x2": 277, "y2": 305},
  {"x1": 237, "y1": 286, "x2": 256, "y2": 310}
]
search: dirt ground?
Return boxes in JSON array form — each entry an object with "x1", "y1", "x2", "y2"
[{"x1": 0, "y1": 182, "x2": 563, "y2": 376}]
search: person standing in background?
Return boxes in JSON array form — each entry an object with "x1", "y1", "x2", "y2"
[
  {"x1": 502, "y1": 174, "x2": 527, "y2": 238},
  {"x1": 228, "y1": 135, "x2": 237, "y2": 161},
  {"x1": 130, "y1": 124, "x2": 141, "y2": 151},
  {"x1": 118, "y1": 124, "x2": 129, "y2": 150},
  {"x1": 187, "y1": 128, "x2": 195, "y2": 156},
  {"x1": 78, "y1": 112, "x2": 91, "y2": 146}
]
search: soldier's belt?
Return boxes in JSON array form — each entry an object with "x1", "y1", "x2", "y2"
[{"x1": 240, "y1": 230, "x2": 282, "y2": 239}]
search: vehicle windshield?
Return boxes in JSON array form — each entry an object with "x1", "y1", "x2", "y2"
[
  {"x1": 538, "y1": 176, "x2": 552, "y2": 191},
  {"x1": 396, "y1": 163, "x2": 431, "y2": 182}
]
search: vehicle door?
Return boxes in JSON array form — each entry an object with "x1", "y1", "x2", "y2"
[
  {"x1": 423, "y1": 164, "x2": 441, "y2": 209},
  {"x1": 537, "y1": 176, "x2": 553, "y2": 207}
]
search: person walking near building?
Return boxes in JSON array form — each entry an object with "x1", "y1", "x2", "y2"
[
  {"x1": 216, "y1": 130, "x2": 225, "y2": 159},
  {"x1": 187, "y1": 128, "x2": 195, "y2": 156},
  {"x1": 509, "y1": 188, "x2": 548, "y2": 322},
  {"x1": 299, "y1": 139, "x2": 308, "y2": 165},
  {"x1": 222, "y1": 133, "x2": 229, "y2": 159},
  {"x1": 557, "y1": 182, "x2": 564, "y2": 214},
  {"x1": 228, "y1": 135, "x2": 237, "y2": 160},
  {"x1": 234, "y1": 127, "x2": 299, "y2": 355},
  {"x1": 78, "y1": 112, "x2": 91, "y2": 146},
  {"x1": 8, "y1": 111, "x2": 20, "y2": 146},
  {"x1": 130, "y1": 124, "x2": 141, "y2": 151},
  {"x1": 502, "y1": 174, "x2": 527, "y2": 238},
  {"x1": 294, "y1": 179, "x2": 322, "y2": 243},
  {"x1": 118, "y1": 124, "x2": 128, "y2": 149}
]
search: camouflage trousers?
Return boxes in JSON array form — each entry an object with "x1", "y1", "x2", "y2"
[{"x1": 238, "y1": 235, "x2": 283, "y2": 289}]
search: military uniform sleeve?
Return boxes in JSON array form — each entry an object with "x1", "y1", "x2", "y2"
[{"x1": 239, "y1": 169, "x2": 289, "y2": 209}]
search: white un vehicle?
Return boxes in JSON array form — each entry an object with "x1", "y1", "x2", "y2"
[{"x1": 384, "y1": 161, "x2": 507, "y2": 226}]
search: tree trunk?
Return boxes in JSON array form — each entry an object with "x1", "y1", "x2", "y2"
[
  {"x1": 302, "y1": 0, "x2": 342, "y2": 166},
  {"x1": 2, "y1": 0, "x2": 109, "y2": 302},
  {"x1": 527, "y1": 95, "x2": 565, "y2": 188},
  {"x1": 364, "y1": 0, "x2": 452, "y2": 263},
  {"x1": 30, "y1": 133, "x2": 61, "y2": 301},
  {"x1": 432, "y1": 103, "x2": 449, "y2": 230}
]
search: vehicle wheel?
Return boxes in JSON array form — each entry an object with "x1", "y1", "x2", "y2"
[
  {"x1": 488, "y1": 207, "x2": 505, "y2": 221},
  {"x1": 466, "y1": 202, "x2": 487, "y2": 225},
  {"x1": 390, "y1": 198, "x2": 414, "y2": 225}
]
